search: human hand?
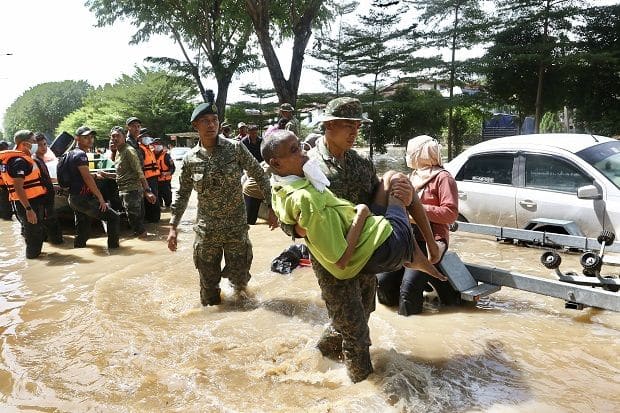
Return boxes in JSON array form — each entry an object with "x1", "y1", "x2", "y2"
[
  {"x1": 26, "y1": 209, "x2": 37, "y2": 224},
  {"x1": 98, "y1": 198, "x2": 108, "y2": 212},
  {"x1": 390, "y1": 177, "x2": 413, "y2": 206},
  {"x1": 267, "y1": 208, "x2": 279, "y2": 230},
  {"x1": 145, "y1": 192, "x2": 157, "y2": 204},
  {"x1": 167, "y1": 228, "x2": 178, "y2": 251}
]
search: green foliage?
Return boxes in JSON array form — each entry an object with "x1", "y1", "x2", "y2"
[
  {"x1": 3, "y1": 80, "x2": 91, "y2": 139},
  {"x1": 540, "y1": 111, "x2": 563, "y2": 132},
  {"x1": 570, "y1": 4, "x2": 620, "y2": 137},
  {"x1": 449, "y1": 104, "x2": 487, "y2": 154},
  {"x1": 364, "y1": 88, "x2": 448, "y2": 153},
  {"x1": 56, "y1": 67, "x2": 196, "y2": 146}
]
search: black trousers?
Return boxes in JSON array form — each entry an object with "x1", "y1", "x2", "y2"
[
  {"x1": 158, "y1": 179, "x2": 172, "y2": 207},
  {"x1": 143, "y1": 176, "x2": 160, "y2": 223},
  {"x1": 0, "y1": 187, "x2": 13, "y2": 220},
  {"x1": 244, "y1": 195, "x2": 262, "y2": 225},
  {"x1": 13, "y1": 197, "x2": 46, "y2": 259},
  {"x1": 68, "y1": 194, "x2": 120, "y2": 248}
]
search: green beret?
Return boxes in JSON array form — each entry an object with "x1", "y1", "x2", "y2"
[{"x1": 190, "y1": 102, "x2": 218, "y2": 123}]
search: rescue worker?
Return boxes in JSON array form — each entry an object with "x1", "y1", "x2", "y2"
[
  {"x1": 0, "y1": 140, "x2": 13, "y2": 220},
  {"x1": 33, "y1": 132, "x2": 64, "y2": 244},
  {"x1": 167, "y1": 91, "x2": 278, "y2": 306},
  {"x1": 153, "y1": 138, "x2": 175, "y2": 208},
  {"x1": 279, "y1": 103, "x2": 300, "y2": 137},
  {"x1": 0, "y1": 130, "x2": 48, "y2": 258},
  {"x1": 137, "y1": 128, "x2": 160, "y2": 223},
  {"x1": 125, "y1": 117, "x2": 144, "y2": 164}
]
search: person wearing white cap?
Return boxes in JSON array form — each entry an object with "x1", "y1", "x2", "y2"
[{"x1": 235, "y1": 122, "x2": 248, "y2": 141}]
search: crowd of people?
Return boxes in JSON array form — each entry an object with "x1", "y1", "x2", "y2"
[{"x1": 0, "y1": 94, "x2": 459, "y2": 384}]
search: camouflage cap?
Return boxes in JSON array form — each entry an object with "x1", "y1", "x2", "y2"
[
  {"x1": 279, "y1": 103, "x2": 294, "y2": 112},
  {"x1": 321, "y1": 97, "x2": 372, "y2": 123}
]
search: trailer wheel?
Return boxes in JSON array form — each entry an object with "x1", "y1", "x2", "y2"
[
  {"x1": 580, "y1": 252, "x2": 602, "y2": 272},
  {"x1": 597, "y1": 230, "x2": 615, "y2": 246},
  {"x1": 540, "y1": 251, "x2": 562, "y2": 269}
]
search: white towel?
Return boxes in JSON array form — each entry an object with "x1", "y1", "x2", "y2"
[{"x1": 271, "y1": 158, "x2": 331, "y2": 192}]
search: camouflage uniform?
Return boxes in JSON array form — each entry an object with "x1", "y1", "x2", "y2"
[
  {"x1": 307, "y1": 132, "x2": 380, "y2": 383},
  {"x1": 170, "y1": 137, "x2": 271, "y2": 305}
]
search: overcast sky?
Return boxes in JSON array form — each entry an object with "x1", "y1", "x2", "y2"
[{"x1": 1, "y1": 0, "x2": 617, "y2": 134}]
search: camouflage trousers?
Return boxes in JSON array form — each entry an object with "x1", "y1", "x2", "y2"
[
  {"x1": 119, "y1": 189, "x2": 145, "y2": 236},
  {"x1": 193, "y1": 227, "x2": 252, "y2": 305},
  {"x1": 313, "y1": 258, "x2": 377, "y2": 383}
]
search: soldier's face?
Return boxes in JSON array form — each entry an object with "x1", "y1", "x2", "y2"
[
  {"x1": 127, "y1": 121, "x2": 141, "y2": 137},
  {"x1": 193, "y1": 114, "x2": 219, "y2": 139},
  {"x1": 271, "y1": 135, "x2": 308, "y2": 177},
  {"x1": 325, "y1": 119, "x2": 361, "y2": 152}
]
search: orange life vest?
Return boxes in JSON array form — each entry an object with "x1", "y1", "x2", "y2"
[
  {"x1": 139, "y1": 143, "x2": 160, "y2": 179},
  {"x1": 0, "y1": 150, "x2": 48, "y2": 201},
  {"x1": 156, "y1": 150, "x2": 172, "y2": 182}
]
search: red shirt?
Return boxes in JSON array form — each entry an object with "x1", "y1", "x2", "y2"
[{"x1": 415, "y1": 170, "x2": 459, "y2": 246}]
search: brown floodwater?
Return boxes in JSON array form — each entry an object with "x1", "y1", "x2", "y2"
[{"x1": 0, "y1": 155, "x2": 619, "y2": 412}]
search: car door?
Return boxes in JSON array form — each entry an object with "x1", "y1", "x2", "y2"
[
  {"x1": 454, "y1": 152, "x2": 518, "y2": 227},
  {"x1": 515, "y1": 153, "x2": 605, "y2": 237}
]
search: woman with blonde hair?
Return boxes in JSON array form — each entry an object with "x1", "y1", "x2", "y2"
[{"x1": 376, "y1": 135, "x2": 460, "y2": 315}]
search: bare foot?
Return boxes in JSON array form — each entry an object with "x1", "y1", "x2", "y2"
[{"x1": 404, "y1": 242, "x2": 448, "y2": 281}]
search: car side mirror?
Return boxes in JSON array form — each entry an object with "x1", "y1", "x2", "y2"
[{"x1": 577, "y1": 184, "x2": 602, "y2": 200}]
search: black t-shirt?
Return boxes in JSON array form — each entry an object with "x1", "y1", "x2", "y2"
[
  {"x1": 6, "y1": 156, "x2": 33, "y2": 179},
  {"x1": 67, "y1": 148, "x2": 91, "y2": 195},
  {"x1": 241, "y1": 136, "x2": 263, "y2": 162}
]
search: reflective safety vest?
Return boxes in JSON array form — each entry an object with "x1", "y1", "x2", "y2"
[
  {"x1": 139, "y1": 143, "x2": 160, "y2": 179},
  {"x1": 0, "y1": 150, "x2": 48, "y2": 201},
  {"x1": 156, "y1": 150, "x2": 172, "y2": 182}
]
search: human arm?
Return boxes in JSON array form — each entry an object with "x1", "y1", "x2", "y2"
[
  {"x1": 77, "y1": 165, "x2": 107, "y2": 211},
  {"x1": 239, "y1": 144, "x2": 278, "y2": 229},
  {"x1": 166, "y1": 153, "x2": 176, "y2": 175},
  {"x1": 335, "y1": 204, "x2": 370, "y2": 269},
  {"x1": 422, "y1": 172, "x2": 459, "y2": 224},
  {"x1": 168, "y1": 159, "x2": 193, "y2": 251},
  {"x1": 12, "y1": 178, "x2": 38, "y2": 224},
  {"x1": 407, "y1": 190, "x2": 441, "y2": 264}
]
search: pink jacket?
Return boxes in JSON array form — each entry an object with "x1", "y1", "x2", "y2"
[{"x1": 415, "y1": 170, "x2": 459, "y2": 246}]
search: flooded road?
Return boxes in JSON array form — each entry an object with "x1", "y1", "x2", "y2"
[{"x1": 1, "y1": 154, "x2": 619, "y2": 412}]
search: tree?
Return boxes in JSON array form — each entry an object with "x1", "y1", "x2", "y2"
[
  {"x1": 342, "y1": 1, "x2": 422, "y2": 158},
  {"x1": 87, "y1": 0, "x2": 261, "y2": 116},
  {"x1": 308, "y1": 1, "x2": 359, "y2": 95},
  {"x1": 244, "y1": 0, "x2": 333, "y2": 106},
  {"x1": 495, "y1": 0, "x2": 588, "y2": 133},
  {"x1": 3, "y1": 80, "x2": 92, "y2": 140},
  {"x1": 411, "y1": 0, "x2": 488, "y2": 160},
  {"x1": 570, "y1": 3, "x2": 620, "y2": 136},
  {"x1": 482, "y1": 22, "x2": 569, "y2": 125},
  {"x1": 56, "y1": 67, "x2": 196, "y2": 145}
]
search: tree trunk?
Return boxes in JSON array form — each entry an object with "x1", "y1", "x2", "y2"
[
  {"x1": 245, "y1": 0, "x2": 324, "y2": 107},
  {"x1": 535, "y1": 0, "x2": 551, "y2": 134},
  {"x1": 447, "y1": 5, "x2": 459, "y2": 161},
  {"x1": 215, "y1": 75, "x2": 232, "y2": 119}
]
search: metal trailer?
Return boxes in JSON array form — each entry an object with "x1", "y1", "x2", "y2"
[{"x1": 439, "y1": 222, "x2": 620, "y2": 312}]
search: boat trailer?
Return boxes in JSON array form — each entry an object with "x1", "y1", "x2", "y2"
[{"x1": 440, "y1": 223, "x2": 620, "y2": 312}]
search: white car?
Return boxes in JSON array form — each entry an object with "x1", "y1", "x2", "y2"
[
  {"x1": 445, "y1": 134, "x2": 620, "y2": 238},
  {"x1": 170, "y1": 146, "x2": 191, "y2": 161}
]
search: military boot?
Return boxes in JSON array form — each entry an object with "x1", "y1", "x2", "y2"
[
  {"x1": 200, "y1": 287, "x2": 221, "y2": 306},
  {"x1": 316, "y1": 327, "x2": 343, "y2": 361},
  {"x1": 344, "y1": 348, "x2": 373, "y2": 383}
]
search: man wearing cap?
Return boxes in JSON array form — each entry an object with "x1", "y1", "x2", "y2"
[
  {"x1": 125, "y1": 117, "x2": 144, "y2": 164},
  {"x1": 0, "y1": 130, "x2": 48, "y2": 258},
  {"x1": 167, "y1": 91, "x2": 278, "y2": 306},
  {"x1": 0, "y1": 140, "x2": 13, "y2": 220},
  {"x1": 240, "y1": 124, "x2": 265, "y2": 225},
  {"x1": 220, "y1": 123, "x2": 232, "y2": 139},
  {"x1": 235, "y1": 122, "x2": 248, "y2": 141},
  {"x1": 65, "y1": 126, "x2": 120, "y2": 249},
  {"x1": 152, "y1": 138, "x2": 175, "y2": 208},
  {"x1": 99, "y1": 127, "x2": 156, "y2": 239},
  {"x1": 279, "y1": 103, "x2": 300, "y2": 137},
  {"x1": 137, "y1": 128, "x2": 160, "y2": 223},
  {"x1": 292, "y1": 97, "x2": 438, "y2": 383}
]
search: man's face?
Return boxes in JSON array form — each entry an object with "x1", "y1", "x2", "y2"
[
  {"x1": 127, "y1": 121, "x2": 141, "y2": 137},
  {"x1": 193, "y1": 114, "x2": 219, "y2": 139},
  {"x1": 324, "y1": 119, "x2": 361, "y2": 152},
  {"x1": 280, "y1": 110, "x2": 292, "y2": 120},
  {"x1": 18, "y1": 135, "x2": 36, "y2": 155},
  {"x1": 77, "y1": 134, "x2": 95, "y2": 150},
  {"x1": 248, "y1": 128, "x2": 258, "y2": 139},
  {"x1": 110, "y1": 131, "x2": 126, "y2": 147},
  {"x1": 239, "y1": 126, "x2": 248, "y2": 136},
  {"x1": 271, "y1": 134, "x2": 308, "y2": 177},
  {"x1": 36, "y1": 139, "x2": 47, "y2": 157}
]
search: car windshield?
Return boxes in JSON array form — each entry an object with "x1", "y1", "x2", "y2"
[{"x1": 577, "y1": 140, "x2": 620, "y2": 189}]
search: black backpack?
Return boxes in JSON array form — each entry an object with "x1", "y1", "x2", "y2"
[{"x1": 56, "y1": 151, "x2": 73, "y2": 188}]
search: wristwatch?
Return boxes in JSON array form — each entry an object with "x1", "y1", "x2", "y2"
[{"x1": 25, "y1": 206, "x2": 32, "y2": 211}]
